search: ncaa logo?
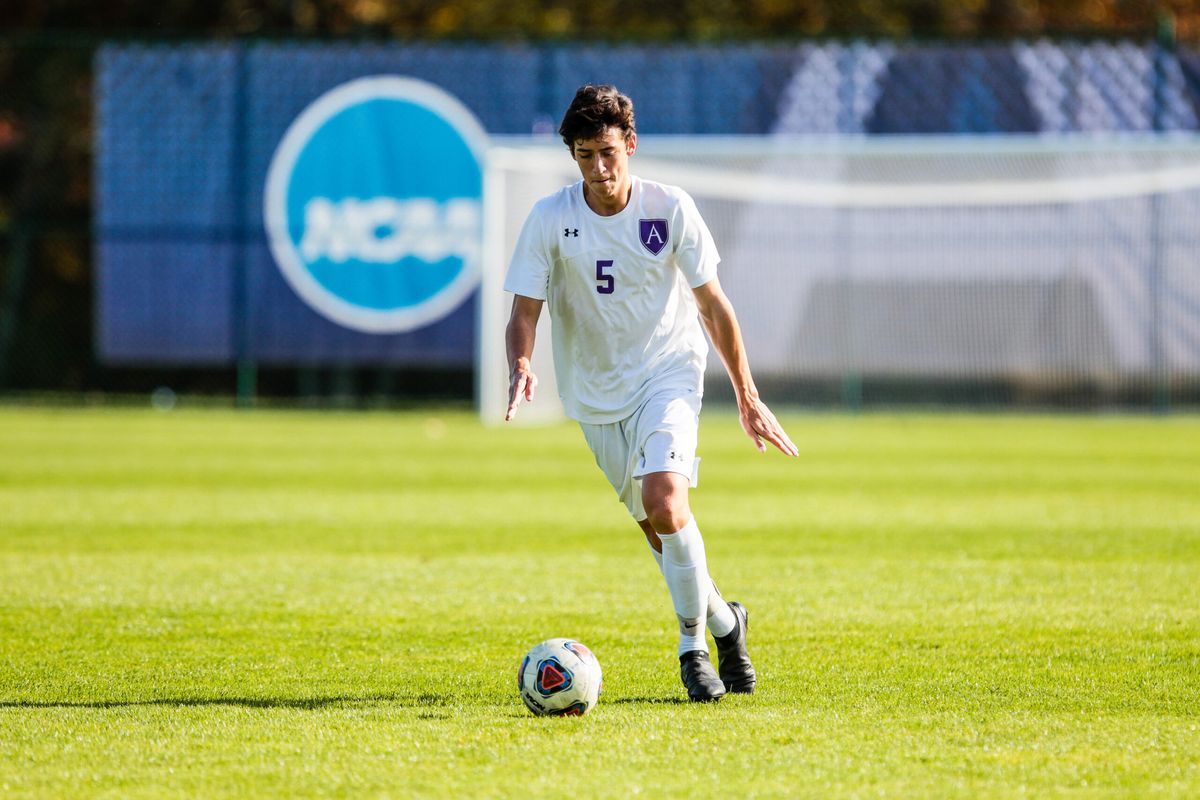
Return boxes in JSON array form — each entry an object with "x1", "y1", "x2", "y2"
[{"x1": 264, "y1": 76, "x2": 487, "y2": 333}]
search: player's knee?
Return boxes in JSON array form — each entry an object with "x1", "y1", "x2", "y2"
[{"x1": 642, "y1": 481, "x2": 690, "y2": 533}]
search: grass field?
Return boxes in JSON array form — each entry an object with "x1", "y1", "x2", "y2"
[{"x1": 1, "y1": 405, "x2": 1198, "y2": 798}]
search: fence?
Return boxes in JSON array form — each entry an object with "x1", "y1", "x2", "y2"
[{"x1": 3, "y1": 36, "x2": 1200, "y2": 406}]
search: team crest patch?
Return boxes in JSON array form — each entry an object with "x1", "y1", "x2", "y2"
[{"x1": 639, "y1": 219, "x2": 668, "y2": 255}]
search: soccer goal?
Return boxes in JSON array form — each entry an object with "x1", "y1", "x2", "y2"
[{"x1": 479, "y1": 134, "x2": 1200, "y2": 422}]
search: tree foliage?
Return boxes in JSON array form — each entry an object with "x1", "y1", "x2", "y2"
[{"x1": 1, "y1": 0, "x2": 1198, "y2": 40}]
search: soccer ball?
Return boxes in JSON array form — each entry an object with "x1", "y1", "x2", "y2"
[{"x1": 517, "y1": 638, "x2": 603, "y2": 717}]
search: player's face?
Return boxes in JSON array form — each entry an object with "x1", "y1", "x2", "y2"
[{"x1": 572, "y1": 128, "x2": 636, "y2": 215}]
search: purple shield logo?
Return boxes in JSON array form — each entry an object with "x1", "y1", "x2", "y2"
[{"x1": 639, "y1": 219, "x2": 669, "y2": 256}]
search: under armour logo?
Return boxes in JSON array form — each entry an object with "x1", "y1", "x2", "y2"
[{"x1": 564, "y1": 228, "x2": 579, "y2": 237}]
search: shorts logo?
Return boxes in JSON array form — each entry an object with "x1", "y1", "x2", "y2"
[
  {"x1": 264, "y1": 76, "x2": 487, "y2": 333},
  {"x1": 639, "y1": 219, "x2": 668, "y2": 256}
]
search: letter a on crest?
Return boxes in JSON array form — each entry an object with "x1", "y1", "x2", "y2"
[{"x1": 639, "y1": 219, "x2": 668, "y2": 256}]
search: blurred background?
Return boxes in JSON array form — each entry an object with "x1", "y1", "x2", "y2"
[{"x1": 2, "y1": 0, "x2": 1199, "y2": 411}]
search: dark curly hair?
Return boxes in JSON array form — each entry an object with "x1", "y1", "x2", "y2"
[{"x1": 558, "y1": 84, "x2": 636, "y2": 153}]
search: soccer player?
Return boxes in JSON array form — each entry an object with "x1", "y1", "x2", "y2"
[{"x1": 503, "y1": 85, "x2": 798, "y2": 702}]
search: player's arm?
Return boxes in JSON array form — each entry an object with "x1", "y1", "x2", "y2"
[
  {"x1": 505, "y1": 294, "x2": 543, "y2": 421},
  {"x1": 692, "y1": 277, "x2": 798, "y2": 456}
]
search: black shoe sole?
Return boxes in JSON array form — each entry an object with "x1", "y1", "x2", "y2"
[{"x1": 688, "y1": 693, "x2": 724, "y2": 702}]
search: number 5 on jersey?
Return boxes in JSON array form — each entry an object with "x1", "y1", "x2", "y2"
[{"x1": 595, "y1": 259, "x2": 615, "y2": 295}]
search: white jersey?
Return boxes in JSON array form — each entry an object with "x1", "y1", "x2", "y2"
[{"x1": 504, "y1": 176, "x2": 720, "y2": 424}]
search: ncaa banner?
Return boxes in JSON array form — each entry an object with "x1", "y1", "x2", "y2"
[{"x1": 264, "y1": 76, "x2": 487, "y2": 334}]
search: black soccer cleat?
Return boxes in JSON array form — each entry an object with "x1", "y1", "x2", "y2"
[
  {"x1": 714, "y1": 601, "x2": 756, "y2": 694},
  {"x1": 679, "y1": 650, "x2": 726, "y2": 702}
]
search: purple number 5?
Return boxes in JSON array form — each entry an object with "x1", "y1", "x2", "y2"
[{"x1": 596, "y1": 259, "x2": 615, "y2": 294}]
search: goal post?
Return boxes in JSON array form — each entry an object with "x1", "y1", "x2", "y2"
[
  {"x1": 479, "y1": 134, "x2": 1200, "y2": 422},
  {"x1": 478, "y1": 141, "x2": 576, "y2": 426}
]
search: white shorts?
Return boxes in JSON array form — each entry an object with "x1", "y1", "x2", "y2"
[{"x1": 579, "y1": 388, "x2": 702, "y2": 521}]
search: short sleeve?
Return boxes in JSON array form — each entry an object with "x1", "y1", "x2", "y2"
[
  {"x1": 503, "y1": 200, "x2": 553, "y2": 301},
  {"x1": 673, "y1": 190, "x2": 720, "y2": 289}
]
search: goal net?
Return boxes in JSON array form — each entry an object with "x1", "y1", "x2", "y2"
[{"x1": 479, "y1": 135, "x2": 1200, "y2": 422}]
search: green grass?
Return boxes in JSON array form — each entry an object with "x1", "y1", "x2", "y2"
[{"x1": 1, "y1": 406, "x2": 1198, "y2": 798}]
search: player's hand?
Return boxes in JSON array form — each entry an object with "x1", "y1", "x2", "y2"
[
  {"x1": 505, "y1": 358, "x2": 537, "y2": 421},
  {"x1": 738, "y1": 396, "x2": 798, "y2": 456}
]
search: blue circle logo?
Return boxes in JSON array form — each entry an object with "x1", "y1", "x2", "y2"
[{"x1": 264, "y1": 77, "x2": 486, "y2": 333}]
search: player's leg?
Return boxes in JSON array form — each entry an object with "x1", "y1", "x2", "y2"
[
  {"x1": 634, "y1": 391, "x2": 735, "y2": 639},
  {"x1": 638, "y1": 519, "x2": 735, "y2": 638},
  {"x1": 633, "y1": 501, "x2": 734, "y2": 633},
  {"x1": 634, "y1": 394, "x2": 712, "y2": 656},
  {"x1": 636, "y1": 385, "x2": 757, "y2": 695},
  {"x1": 640, "y1": 470, "x2": 708, "y2": 654},
  {"x1": 580, "y1": 397, "x2": 749, "y2": 699},
  {"x1": 640, "y1": 470, "x2": 725, "y2": 701},
  {"x1": 634, "y1": 391, "x2": 751, "y2": 700},
  {"x1": 639, "y1": 478, "x2": 755, "y2": 695}
]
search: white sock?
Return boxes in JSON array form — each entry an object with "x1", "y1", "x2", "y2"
[
  {"x1": 646, "y1": 538, "x2": 736, "y2": 639},
  {"x1": 706, "y1": 581, "x2": 737, "y2": 638},
  {"x1": 656, "y1": 517, "x2": 712, "y2": 656}
]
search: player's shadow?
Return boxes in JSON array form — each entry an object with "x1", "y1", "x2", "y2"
[
  {"x1": 0, "y1": 692, "x2": 450, "y2": 710},
  {"x1": 609, "y1": 696, "x2": 688, "y2": 705}
]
